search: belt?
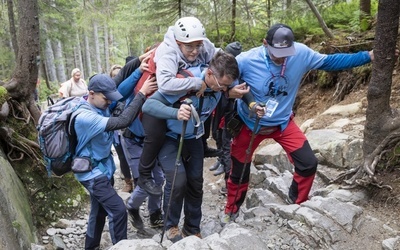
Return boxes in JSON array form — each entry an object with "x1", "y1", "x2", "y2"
[
  {"x1": 258, "y1": 126, "x2": 279, "y2": 135},
  {"x1": 122, "y1": 129, "x2": 145, "y2": 143}
]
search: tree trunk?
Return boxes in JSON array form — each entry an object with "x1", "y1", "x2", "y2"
[
  {"x1": 93, "y1": 21, "x2": 102, "y2": 73},
  {"x1": 84, "y1": 30, "x2": 92, "y2": 78},
  {"x1": 360, "y1": 0, "x2": 372, "y2": 30},
  {"x1": 42, "y1": 21, "x2": 57, "y2": 83},
  {"x1": 104, "y1": 23, "x2": 110, "y2": 73},
  {"x1": 6, "y1": 0, "x2": 18, "y2": 59},
  {"x1": 212, "y1": 0, "x2": 220, "y2": 42},
  {"x1": 363, "y1": 0, "x2": 400, "y2": 156},
  {"x1": 267, "y1": 0, "x2": 271, "y2": 27},
  {"x1": 230, "y1": 0, "x2": 236, "y2": 41},
  {"x1": 53, "y1": 40, "x2": 66, "y2": 83},
  {"x1": 304, "y1": 0, "x2": 335, "y2": 39},
  {"x1": 74, "y1": 32, "x2": 84, "y2": 79}
]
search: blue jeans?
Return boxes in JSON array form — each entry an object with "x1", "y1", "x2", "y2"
[
  {"x1": 158, "y1": 137, "x2": 204, "y2": 235},
  {"x1": 123, "y1": 137, "x2": 164, "y2": 213},
  {"x1": 80, "y1": 175, "x2": 127, "y2": 249}
]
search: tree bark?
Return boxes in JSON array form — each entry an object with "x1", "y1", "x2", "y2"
[
  {"x1": 363, "y1": 0, "x2": 400, "y2": 156},
  {"x1": 104, "y1": 23, "x2": 110, "y2": 73},
  {"x1": 53, "y1": 40, "x2": 66, "y2": 83},
  {"x1": 230, "y1": 0, "x2": 237, "y2": 41},
  {"x1": 6, "y1": 0, "x2": 18, "y2": 59},
  {"x1": 93, "y1": 21, "x2": 102, "y2": 73},
  {"x1": 84, "y1": 30, "x2": 92, "y2": 78}
]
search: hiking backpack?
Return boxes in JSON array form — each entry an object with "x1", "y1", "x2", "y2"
[{"x1": 37, "y1": 97, "x2": 85, "y2": 176}]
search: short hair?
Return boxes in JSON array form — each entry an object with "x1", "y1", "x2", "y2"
[
  {"x1": 209, "y1": 50, "x2": 239, "y2": 81},
  {"x1": 109, "y1": 64, "x2": 122, "y2": 78}
]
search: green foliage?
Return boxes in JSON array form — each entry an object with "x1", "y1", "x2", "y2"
[
  {"x1": 37, "y1": 80, "x2": 59, "y2": 103},
  {"x1": 321, "y1": 0, "x2": 378, "y2": 32}
]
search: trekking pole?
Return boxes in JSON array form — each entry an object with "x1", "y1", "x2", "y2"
[
  {"x1": 230, "y1": 102, "x2": 265, "y2": 216},
  {"x1": 160, "y1": 98, "x2": 192, "y2": 244}
]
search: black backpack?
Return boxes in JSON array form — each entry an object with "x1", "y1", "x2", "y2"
[{"x1": 37, "y1": 97, "x2": 85, "y2": 176}]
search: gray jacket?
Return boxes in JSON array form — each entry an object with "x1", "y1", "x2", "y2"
[{"x1": 154, "y1": 26, "x2": 217, "y2": 95}]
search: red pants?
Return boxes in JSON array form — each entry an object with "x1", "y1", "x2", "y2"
[{"x1": 225, "y1": 119, "x2": 318, "y2": 214}]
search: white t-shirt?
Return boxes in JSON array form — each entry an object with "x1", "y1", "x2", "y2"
[{"x1": 59, "y1": 78, "x2": 88, "y2": 97}]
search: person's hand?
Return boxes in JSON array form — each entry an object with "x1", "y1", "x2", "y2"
[
  {"x1": 139, "y1": 55, "x2": 150, "y2": 73},
  {"x1": 139, "y1": 48, "x2": 155, "y2": 62},
  {"x1": 139, "y1": 76, "x2": 157, "y2": 96},
  {"x1": 177, "y1": 103, "x2": 191, "y2": 121},
  {"x1": 196, "y1": 81, "x2": 207, "y2": 98},
  {"x1": 369, "y1": 50, "x2": 374, "y2": 61},
  {"x1": 255, "y1": 103, "x2": 266, "y2": 118},
  {"x1": 228, "y1": 82, "x2": 250, "y2": 98}
]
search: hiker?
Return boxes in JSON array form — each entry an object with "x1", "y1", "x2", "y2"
[
  {"x1": 137, "y1": 16, "x2": 249, "y2": 196},
  {"x1": 121, "y1": 93, "x2": 164, "y2": 230},
  {"x1": 142, "y1": 50, "x2": 255, "y2": 242},
  {"x1": 118, "y1": 46, "x2": 164, "y2": 230},
  {"x1": 59, "y1": 68, "x2": 88, "y2": 98},
  {"x1": 108, "y1": 64, "x2": 135, "y2": 193},
  {"x1": 209, "y1": 41, "x2": 243, "y2": 195},
  {"x1": 72, "y1": 61, "x2": 156, "y2": 249},
  {"x1": 220, "y1": 23, "x2": 375, "y2": 225}
]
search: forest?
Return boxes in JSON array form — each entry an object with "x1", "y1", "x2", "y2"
[
  {"x1": 0, "y1": 0, "x2": 378, "y2": 102},
  {"x1": 0, "y1": 0, "x2": 399, "y2": 240}
]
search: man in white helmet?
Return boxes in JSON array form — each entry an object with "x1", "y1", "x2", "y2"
[{"x1": 137, "y1": 16, "x2": 249, "y2": 242}]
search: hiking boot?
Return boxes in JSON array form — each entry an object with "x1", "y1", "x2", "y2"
[
  {"x1": 220, "y1": 211, "x2": 239, "y2": 227},
  {"x1": 166, "y1": 226, "x2": 182, "y2": 243},
  {"x1": 209, "y1": 160, "x2": 221, "y2": 171},
  {"x1": 204, "y1": 147, "x2": 222, "y2": 158},
  {"x1": 219, "y1": 186, "x2": 227, "y2": 195},
  {"x1": 127, "y1": 208, "x2": 144, "y2": 230},
  {"x1": 122, "y1": 179, "x2": 133, "y2": 193},
  {"x1": 137, "y1": 177, "x2": 162, "y2": 196},
  {"x1": 149, "y1": 209, "x2": 164, "y2": 228},
  {"x1": 213, "y1": 164, "x2": 225, "y2": 176},
  {"x1": 181, "y1": 227, "x2": 202, "y2": 239}
]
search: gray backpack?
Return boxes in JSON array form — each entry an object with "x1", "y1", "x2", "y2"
[{"x1": 37, "y1": 97, "x2": 85, "y2": 176}]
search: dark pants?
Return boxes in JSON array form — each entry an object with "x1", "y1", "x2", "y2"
[
  {"x1": 139, "y1": 113, "x2": 166, "y2": 179},
  {"x1": 159, "y1": 137, "x2": 204, "y2": 235},
  {"x1": 80, "y1": 175, "x2": 127, "y2": 249}
]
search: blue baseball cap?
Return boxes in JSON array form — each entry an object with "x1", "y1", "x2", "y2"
[
  {"x1": 266, "y1": 24, "x2": 296, "y2": 58},
  {"x1": 88, "y1": 74, "x2": 123, "y2": 101}
]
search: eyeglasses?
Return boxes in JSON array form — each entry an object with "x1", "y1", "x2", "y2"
[
  {"x1": 212, "y1": 74, "x2": 225, "y2": 90},
  {"x1": 182, "y1": 44, "x2": 204, "y2": 53}
]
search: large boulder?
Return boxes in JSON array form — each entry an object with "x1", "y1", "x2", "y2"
[{"x1": 0, "y1": 148, "x2": 36, "y2": 249}]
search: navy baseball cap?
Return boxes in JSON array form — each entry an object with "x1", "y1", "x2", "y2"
[
  {"x1": 266, "y1": 24, "x2": 296, "y2": 58},
  {"x1": 88, "y1": 74, "x2": 123, "y2": 101}
]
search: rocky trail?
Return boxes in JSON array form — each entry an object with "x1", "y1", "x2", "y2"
[{"x1": 32, "y1": 80, "x2": 400, "y2": 250}]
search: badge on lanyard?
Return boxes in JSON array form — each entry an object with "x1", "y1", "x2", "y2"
[{"x1": 266, "y1": 99, "x2": 279, "y2": 117}]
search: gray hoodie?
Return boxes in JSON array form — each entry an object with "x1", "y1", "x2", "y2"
[{"x1": 154, "y1": 26, "x2": 217, "y2": 95}]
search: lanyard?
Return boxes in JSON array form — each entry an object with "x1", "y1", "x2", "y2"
[{"x1": 263, "y1": 47, "x2": 287, "y2": 77}]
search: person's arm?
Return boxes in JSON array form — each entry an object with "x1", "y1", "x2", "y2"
[
  {"x1": 105, "y1": 92, "x2": 146, "y2": 131},
  {"x1": 318, "y1": 51, "x2": 371, "y2": 71},
  {"x1": 142, "y1": 91, "x2": 178, "y2": 119},
  {"x1": 117, "y1": 68, "x2": 142, "y2": 101},
  {"x1": 106, "y1": 74, "x2": 157, "y2": 130}
]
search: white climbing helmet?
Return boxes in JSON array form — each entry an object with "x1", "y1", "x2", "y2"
[{"x1": 173, "y1": 16, "x2": 206, "y2": 43}]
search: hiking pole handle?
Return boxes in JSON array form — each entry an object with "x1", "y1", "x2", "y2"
[{"x1": 246, "y1": 102, "x2": 265, "y2": 155}]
